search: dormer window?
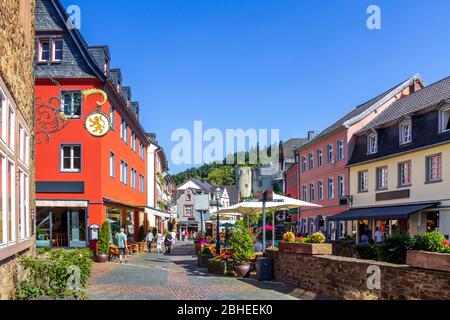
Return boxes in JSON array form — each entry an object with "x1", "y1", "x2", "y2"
[
  {"x1": 367, "y1": 132, "x2": 378, "y2": 154},
  {"x1": 399, "y1": 119, "x2": 412, "y2": 145},
  {"x1": 439, "y1": 105, "x2": 450, "y2": 133},
  {"x1": 52, "y1": 38, "x2": 63, "y2": 62},
  {"x1": 38, "y1": 39, "x2": 50, "y2": 63}
]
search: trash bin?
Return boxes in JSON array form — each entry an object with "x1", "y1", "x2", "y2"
[{"x1": 256, "y1": 257, "x2": 272, "y2": 281}]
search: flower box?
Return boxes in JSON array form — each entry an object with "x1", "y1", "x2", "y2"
[
  {"x1": 278, "y1": 241, "x2": 332, "y2": 255},
  {"x1": 406, "y1": 250, "x2": 450, "y2": 272}
]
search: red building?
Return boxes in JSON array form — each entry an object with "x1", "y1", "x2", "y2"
[
  {"x1": 34, "y1": 0, "x2": 148, "y2": 249},
  {"x1": 294, "y1": 75, "x2": 423, "y2": 238}
]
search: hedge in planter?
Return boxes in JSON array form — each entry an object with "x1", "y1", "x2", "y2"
[
  {"x1": 15, "y1": 248, "x2": 94, "y2": 300},
  {"x1": 407, "y1": 231, "x2": 450, "y2": 272},
  {"x1": 279, "y1": 232, "x2": 332, "y2": 255}
]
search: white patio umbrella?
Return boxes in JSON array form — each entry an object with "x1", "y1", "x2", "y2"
[{"x1": 217, "y1": 194, "x2": 321, "y2": 251}]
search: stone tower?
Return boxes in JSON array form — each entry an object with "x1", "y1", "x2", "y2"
[{"x1": 235, "y1": 166, "x2": 252, "y2": 199}]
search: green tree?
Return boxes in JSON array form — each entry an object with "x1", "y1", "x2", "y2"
[{"x1": 206, "y1": 166, "x2": 234, "y2": 185}]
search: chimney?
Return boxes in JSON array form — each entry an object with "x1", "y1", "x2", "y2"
[{"x1": 307, "y1": 131, "x2": 317, "y2": 141}]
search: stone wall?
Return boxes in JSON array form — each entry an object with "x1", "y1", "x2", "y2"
[
  {"x1": 267, "y1": 249, "x2": 450, "y2": 300},
  {"x1": 0, "y1": 0, "x2": 36, "y2": 300}
]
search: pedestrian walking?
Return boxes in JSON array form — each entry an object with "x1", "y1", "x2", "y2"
[
  {"x1": 164, "y1": 232, "x2": 174, "y2": 254},
  {"x1": 170, "y1": 230, "x2": 176, "y2": 246},
  {"x1": 146, "y1": 229, "x2": 154, "y2": 252},
  {"x1": 116, "y1": 227, "x2": 128, "y2": 263},
  {"x1": 156, "y1": 230, "x2": 164, "y2": 253}
]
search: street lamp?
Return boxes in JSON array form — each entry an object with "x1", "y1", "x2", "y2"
[{"x1": 214, "y1": 187, "x2": 222, "y2": 254}]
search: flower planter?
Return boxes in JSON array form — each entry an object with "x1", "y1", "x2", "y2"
[
  {"x1": 207, "y1": 259, "x2": 233, "y2": 276},
  {"x1": 198, "y1": 253, "x2": 214, "y2": 267},
  {"x1": 406, "y1": 250, "x2": 450, "y2": 272},
  {"x1": 278, "y1": 242, "x2": 332, "y2": 255},
  {"x1": 96, "y1": 253, "x2": 109, "y2": 263},
  {"x1": 234, "y1": 263, "x2": 251, "y2": 278}
]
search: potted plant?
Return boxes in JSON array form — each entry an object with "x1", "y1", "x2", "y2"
[
  {"x1": 198, "y1": 247, "x2": 214, "y2": 267},
  {"x1": 96, "y1": 221, "x2": 110, "y2": 263},
  {"x1": 406, "y1": 231, "x2": 450, "y2": 272},
  {"x1": 279, "y1": 232, "x2": 332, "y2": 255},
  {"x1": 229, "y1": 224, "x2": 255, "y2": 277}
]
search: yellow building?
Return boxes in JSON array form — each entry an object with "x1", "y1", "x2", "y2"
[{"x1": 330, "y1": 76, "x2": 450, "y2": 241}]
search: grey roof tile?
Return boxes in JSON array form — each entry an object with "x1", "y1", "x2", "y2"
[{"x1": 359, "y1": 76, "x2": 450, "y2": 132}]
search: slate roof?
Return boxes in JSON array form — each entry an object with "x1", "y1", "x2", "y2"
[
  {"x1": 296, "y1": 75, "x2": 423, "y2": 151},
  {"x1": 223, "y1": 185, "x2": 239, "y2": 204},
  {"x1": 358, "y1": 76, "x2": 450, "y2": 133},
  {"x1": 282, "y1": 138, "x2": 307, "y2": 161},
  {"x1": 192, "y1": 179, "x2": 214, "y2": 192}
]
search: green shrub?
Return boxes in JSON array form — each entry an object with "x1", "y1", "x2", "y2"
[
  {"x1": 353, "y1": 244, "x2": 381, "y2": 261},
  {"x1": 97, "y1": 221, "x2": 111, "y2": 254},
  {"x1": 16, "y1": 248, "x2": 93, "y2": 300},
  {"x1": 229, "y1": 223, "x2": 255, "y2": 263},
  {"x1": 416, "y1": 231, "x2": 445, "y2": 252}
]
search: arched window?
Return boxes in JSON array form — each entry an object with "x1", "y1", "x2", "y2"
[
  {"x1": 399, "y1": 118, "x2": 412, "y2": 145},
  {"x1": 367, "y1": 132, "x2": 378, "y2": 154}
]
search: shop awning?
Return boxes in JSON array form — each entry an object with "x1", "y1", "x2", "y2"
[
  {"x1": 145, "y1": 207, "x2": 172, "y2": 219},
  {"x1": 327, "y1": 202, "x2": 439, "y2": 221},
  {"x1": 36, "y1": 200, "x2": 88, "y2": 208}
]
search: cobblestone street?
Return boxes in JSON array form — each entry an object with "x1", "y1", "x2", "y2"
[{"x1": 87, "y1": 243, "x2": 325, "y2": 300}]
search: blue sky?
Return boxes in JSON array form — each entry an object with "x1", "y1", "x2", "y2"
[{"x1": 62, "y1": 0, "x2": 450, "y2": 173}]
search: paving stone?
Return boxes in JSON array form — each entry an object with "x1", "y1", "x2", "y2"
[{"x1": 87, "y1": 243, "x2": 324, "y2": 300}]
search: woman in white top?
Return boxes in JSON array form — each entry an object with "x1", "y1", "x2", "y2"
[{"x1": 156, "y1": 231, "x2": 164, "y2": 253}]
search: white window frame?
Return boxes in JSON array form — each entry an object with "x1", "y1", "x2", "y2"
[
  {"x1": 140, "y1": 142, "x2": 145, "y2": 159},
  {"x1": 317, "y1": 149, "x2": 323, "y2": 167},
  {"x1": 318, "y1": 180, "x2": 323, "y2": 201},
  {"x1": 18, "y1": 169, "x2": 25, "y2": 240},
  {"x1": 109, "y1": 152, "x2": 115, "y2": 178},
  {"x1": 376, "y1": 167, "x2": 388, "y2": 190},
  {"x1": 367, "y1": 132, "x2": 378, "y2": 155},
  {"x1": 38, "y1": 38, "x2": 50, "y2": 63},
  {"x1": 327, "y1": 178, "x2": 334, "y2": 199},
  {"x1": 426, "y1": 154, "x2": 442, "y2": 183},
  {"x1": 52, "y1": 38, "x2": 63, "y2": 63},
  {"x1": 398, "y1": 161, "x2": 412, "y2": 187},
  {"x1": 302, "y1": 185, "x2": 307, "y2": 201},
  {"x1": 8, "y1": 104, "x2": 15, "y2": 151},
  {"x1": 0, "y1": 89, "x2": 6, "y2": 145},
  {"x1": 308, "y1": 152, "x2": 314, "y2": 170},
  {"x1": 60, "y1": 145, "x2": 81, "y2": 173},
  {"x1": 327, "y1": 144, "x2": 334, "y2": 164},
  {"x1": 439, "y1": 106, "x2": 450, "y2": 133},
  {"x1": 139, "y1": 175, "x2": 145, "y2": 193},
  {"x1": 399, "y1": 119, "x2": 412, "y2": 145},
  {"x1": 131, "y1": 132, "x2": 136, "y2": 151},
  {"x1": 0, "y1": 152, "x2": 6, "y2": 246},
  {"x1": 7, "y1": 159, "x2": 15, "y2": 244},
  {"x1": 120, "y1": 160, "x2": 128, "y2": 185},
  {"x1": 61, "y1": 91, "x2": 82, "y2": 119},
  {"x1": 110, "y1": 105, "x2": 115, "y2": 130},
  {"x1": 131, "y1": 169, "x2": 137, "y2": 189},
  {"x1": 359, "y1": 170, "x2": 368, "y2": 192},
  {"x1": 337, "y1": 175, "x2": 345, "y2": 197},
  {"x1": 309, "y1": 183, "x2": 315, "y2": 202},
  {"x1": 337, "y1": 139, "x2": 344, "y2": 160},
  {"x1": 121, "y1": 120, "x2": 128, "y2": 144},
  {"x1": 301, "y1": 156, "x2": 306, "y2": 172}
]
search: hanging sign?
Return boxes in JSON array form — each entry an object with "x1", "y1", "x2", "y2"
[
  {"x1": 85, "y1": 111, "x2": 111, "y2": 137},
  {"x1": 82, "y1": 89, "x2": 111, "y2": 137}
]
